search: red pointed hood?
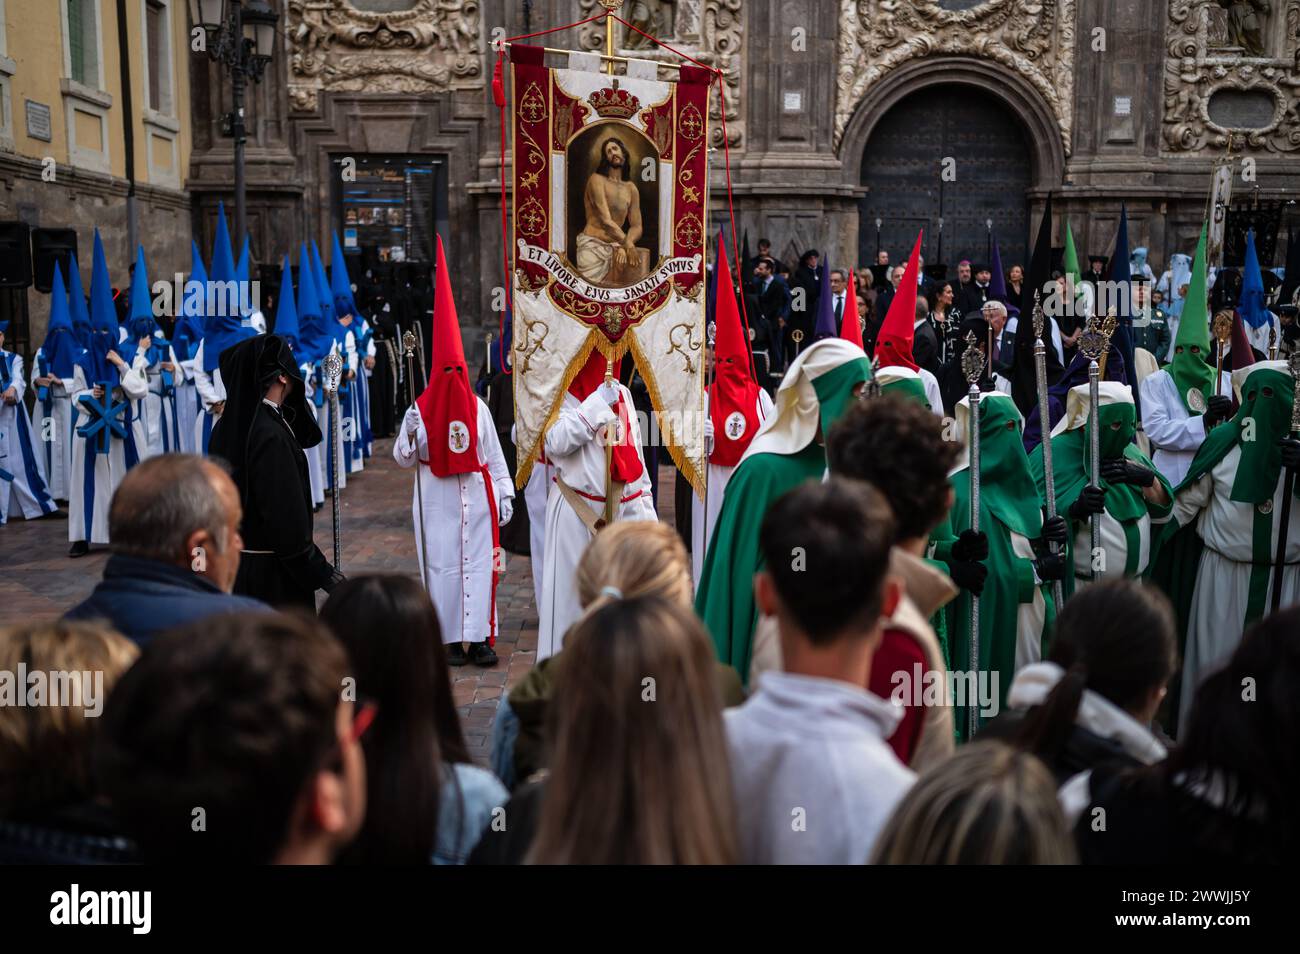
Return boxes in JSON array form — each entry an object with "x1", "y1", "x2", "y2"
[
  {"x1": 839, "y1": 267, "x2": 863, "y2": 348},
  {"x1": 709, "y1": 240, "x2": 763, "y2": 466},
  {"x1": 416, "y1": 235, "x2": 480, "y2": 476},
  {"x1": 876, "y1": 232, "x2": 923, "y2": 372},
  {"x1": 568, "y1": 346, "x2": 609, "y2": 400},
  {"x1": 1229, "y1": 309, "x2": 1257, "y2": 372}
]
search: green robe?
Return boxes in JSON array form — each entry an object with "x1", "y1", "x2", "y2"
[
  {"x1": 939, "y1": 399, "x2": 1057, "y2": 732},
  {"x1": 696, "y1": 352, "x2": 872, "y2": 684},
  {"x1": 696, "y1": 444, "x2": 825, "y2": 681},
  {"x1": 1029, "y1": 402, "x2": 1174, "y2": 600}
]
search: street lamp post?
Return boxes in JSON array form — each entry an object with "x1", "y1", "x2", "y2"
[{"x1": 189, "y1": 0, "x2": 279, "y2": 243}]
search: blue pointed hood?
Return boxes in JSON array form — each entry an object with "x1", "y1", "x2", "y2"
[
  {"x1": 201, "y1": 205, "x2": 255, "y2": 371},
  {"x1": 813, "y1": 260, "x2": 838, "y2": 339},
  {"x1": 171, "y1": 241, "x2": 207, "y2": 361},
  {"x1": 309, "y1": 240, "x2": 339, "y2": 330},
  {"x1": 210, "y1": 203, "x2": 236, "y2": 285},
  {"x1": 80, "y1": 230, "x2": 121, "y2": 387},
  {"x1": 67, "y1": 253, "x2": 92, "y2": 349},
  {"x1": 40, "y1": 261, "x2": 84, "y2": 378},
  {"x1": 297, "y1": 245, "x2": 331, "y2": 362},
  {"x1": 126, "y1": 245, "x2": 161, "y2": 342},
  {"x1": 330, "y1": 232, "x2": 357, "y2": 319},
  {"x1": 1105, "y1": 203, "x2": 1138, "y2": 413},
  {"x1": 274, "y1": 255, "x2": 302, "y2": 354},
  {"x1": 235, "y1": 234, "x2": 253, "y2": 318},
  {"x1": 1240, "y1": 229, "x2": 1268, "y2": 329}
]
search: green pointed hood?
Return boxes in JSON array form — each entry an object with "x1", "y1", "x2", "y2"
[
  {"x1": 1178, "y1": 362, "x2": 1297, "y2": 504},
  {"x1": 952, "y1": 393, "x2": 1043, "y2": 538},
  {"x1": 876, "y1": 366, "x2": 931, "y2": 410},
  {"x1": 1168, "y1": 224, "x2": 1217, "y2": 414}
]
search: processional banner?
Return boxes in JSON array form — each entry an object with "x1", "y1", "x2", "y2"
[{"x1": 509, "y1": 44, "x2": 710, "y2": 495}]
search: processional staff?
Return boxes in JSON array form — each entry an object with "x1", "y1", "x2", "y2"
[{"x1": 961, "y1": 330, "x2": 984, "y2": 740}]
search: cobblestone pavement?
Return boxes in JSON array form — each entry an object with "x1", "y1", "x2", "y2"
[{"x1": 0, "y1": 438, "x2": 680, "y2": 766}]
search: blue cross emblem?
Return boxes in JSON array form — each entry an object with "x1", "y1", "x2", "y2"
[{"x1": 77, "y1": 385, "x2": 130, "y2": 455}]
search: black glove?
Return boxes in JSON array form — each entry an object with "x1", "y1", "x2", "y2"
[
  {"x1": 1068, "y1": 485, "x2": 1108, "y2": 519},
  {"x1": 1033, "y1": 552, "x2": 1067, "y2": 582},
  {"x1": 1101, "y1": 457, "x2": 1156, "y2": 488},
  {"x1": 1039, "y1": 514, "x2": 1069, "y2": 547},
  {"x1": 1280, "y1": 436, "x2": 1300, "y2": 471},
  {"x1": 948, "y1": 559, "x2": 987, "y2": 597},
  {"x1": 951, "y1": 528, "x2": 989, "y2": 563},
  {"x1": 323, "y1": 567, "x2": 346, "y2": 593},
  {"x1": 1204, "y1": 394, "x2": 1234, "y2": 428}
]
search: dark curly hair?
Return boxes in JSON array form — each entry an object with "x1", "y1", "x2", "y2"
[{"x1": 826, "y1": 394, "x2": 959, "y2": 542}]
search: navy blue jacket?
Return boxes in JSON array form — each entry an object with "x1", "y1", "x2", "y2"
[{"x1": 64, "y1": 554, "x2": 268, "y2": 647}]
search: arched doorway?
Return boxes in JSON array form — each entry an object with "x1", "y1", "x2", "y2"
[{"x1": 858, "y1": 83, "x2": 1033, "y2": 274}]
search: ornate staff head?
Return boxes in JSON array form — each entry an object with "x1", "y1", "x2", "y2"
[
  {"x1": 402, "y1": 330, "x2": 417, "y2": 358},
  {"x1": 1078, "y1": 315, "x2": 1108, "y2": 364},
  {"x1": 1031, "y1": 288, "x2": 1045, "y2": 341},
  {"x1": 323, "y1": 350, "x2": 343, "y2": 395},
  {"x1": 791, "y1": 329, "x2": 804, "y2": 347},
  {"x1": 961, "y1": 330, "x2": 983, "y2": 386}
]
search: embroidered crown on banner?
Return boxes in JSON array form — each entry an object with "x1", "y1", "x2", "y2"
[{"x1": 590, "y1": 86, "x2": 641, "y2": 119}]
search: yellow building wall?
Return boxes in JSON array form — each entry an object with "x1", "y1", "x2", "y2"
[{"x1": 5, "y1": 0, "x2": 191, "y2": 188}]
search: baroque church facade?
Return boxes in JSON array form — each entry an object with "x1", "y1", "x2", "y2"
[{"x1": 188, "y1": 0, "x2": 1300, "y2": 360}]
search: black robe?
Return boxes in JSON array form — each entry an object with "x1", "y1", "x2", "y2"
[
  {"x1": 209, "y1": 334, "x2": 335, "y2": 611},
  {"x1": 367, "y1": 303, "x2": 400, "y2": 438},
  {"x1": 232, "y1": 403, "x2": 334, "y2": 609}
]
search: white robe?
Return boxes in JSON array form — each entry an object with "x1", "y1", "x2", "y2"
[
  {"x1": 301, "y1": 363, "x2": 325, "y2": 508},
  {"x1": 174, "y1": 348, "x2": 201, "y2": 454},
  {"x1": 523, "y1": 453, "x2": 553, "y2": 615},
  {"x1": 691, "y1": 389, "x2": 775, "y2": 587},
  {"x1": 315, "y1": 346, "x2": 349, "y2": 492},
  {"x1": 1167, "y1": 443, "x2": 1300, "y2": 728},
  {"x1": 394, "y1": 397, "x2": 513, "y2": 644},
  {"x1": 1, "y1": 351, "x2": 56, "y2": 522},
  {"x1": 191, "y1": 341, "x2": 227, "y2": 455},
  {"x1": 538, "y1": 386, "x2": 657, "y2": 660},
  {"x1": 67, "y1": 362, "x2": 149, "y2": 543},
  {"x1": 339, "y1": 329, "x2": 365, "y2": 475},
  {"x1": 1139, "y1": 367, "x2": 1231, "y2": 488},
  {"x1": 129, "y1": 343, "x2": 183, "y2": 460},
  {"x1": 1070, "y1": 509, "x2": 1155, "y2": 586},
  {"x1": 29, "y1": 349, "x2": 76, "y2": 500}
]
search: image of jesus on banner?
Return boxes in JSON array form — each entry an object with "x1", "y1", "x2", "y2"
[{"x1": 574, "y1": 135, "x2": 651, "y2": 287}]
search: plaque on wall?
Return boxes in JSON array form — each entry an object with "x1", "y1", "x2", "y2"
[{"x1": 25, "y1": 101, "x2": 52, "y2": 142}]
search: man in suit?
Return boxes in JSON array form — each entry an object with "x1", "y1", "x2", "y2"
[
  {"x1": 751, "y1": 257, "x2": 791, "y2": 372},
  {"x1": 875, "y1": 264, "x2": 906, "y2": 324},
  {"x1": 912, "y1": 298, "x2": 941, "y2": 376},
  {"x1": 829, "y1": 269, "x2": 849, "y2": 330}
]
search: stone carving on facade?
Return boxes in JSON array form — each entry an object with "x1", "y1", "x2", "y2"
[
  {"x1": 1162, "y1": 0, "x2": 1300, "y2": 154},
  {"x1": 286, "y1": 0, "x2": 483, "y2": 113},
  {"x1": 577, "y1": 0, "x2": 744, "y2": 148},
  {"x1": 834, "y1": 0, "x2": 1076, "y2": 153}
]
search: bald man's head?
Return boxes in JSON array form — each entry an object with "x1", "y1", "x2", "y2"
[{"x1": 109, "y1": 454, "x2": 244, "y2": 591}]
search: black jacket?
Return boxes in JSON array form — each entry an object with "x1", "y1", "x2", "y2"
[
  {"x1": 0, "y1": 803, "x2": 137, "y2": 865},
  {"x1": 1074, "y1": 763, "x2": 1283, "y2": 865},
  {"x1": 979, "y1": 708, "x2": 1144, "y2": 788}
]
